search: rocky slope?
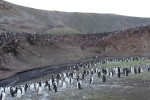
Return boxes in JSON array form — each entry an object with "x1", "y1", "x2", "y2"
[
  {"x1": 0, "y1": 25, "x2": 150, "y2": 79},
  {"x1": 1, "y1": 1, "x2": 150, "y2": 33}
]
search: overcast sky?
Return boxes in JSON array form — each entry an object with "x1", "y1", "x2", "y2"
[{"x1": 5, "y1": 0, "x2": 150, "y2": 18}]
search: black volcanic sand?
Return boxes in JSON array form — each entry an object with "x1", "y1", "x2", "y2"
[{"x1": 0, "y1": 58, "x2": 98, "y2": 87}]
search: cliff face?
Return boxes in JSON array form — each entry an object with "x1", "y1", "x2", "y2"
[
  {"x1": 0, "y1": 25, "x2": 150, "y2": 79},
  {"x1": 1, "y1": 1, "x2": 150, "y2": 33}
]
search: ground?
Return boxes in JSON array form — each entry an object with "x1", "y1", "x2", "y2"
[{"x1": 4, "y1": 59, "x2": 150, "y2": 100}]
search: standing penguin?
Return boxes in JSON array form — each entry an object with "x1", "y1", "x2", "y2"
[
  {"x1": 30, "y1": 83, "x2": 35, "y2": 91},
  {"x1": 21, "y1": 85, "x2": 25, "y2": 95},
  {"x1": 62, "y1": 81, "x2": 66, "y2": 88},
  {"x1": 37, "y1": 86, "x2": 42, "y2": 95},
  {"x1": 69, "y1": 77, "x2": 73, "y2": 84},
  {"x1": 102, "y1": 75, "x2": 106, "y2": 82},
  {"x1": 138, "y1": 67, "x2": 141, "y2": 73},
  {"x1": 117, "y1": 67, "x2": 121, "y2": 78},
  {"x1": 0, "y1": 91, "x2": 6, "y2": 100},
  {"x1": 53, "y1": 83, "x2": 57, "y2": 92},
  {"x1": 47, "y1": 83, "x2": 51, "y2": 91},
  {"x1": 134, "y1": 67, "x2": 137, "y2": 74},
  {"x1": 10, "y1": 87, "x2": 16, "y2": 97},
  {"x1": 52, "y1": 75, "x2": 55, "y2": 84},
  {"x1": 125, "y1": 68, "x2": 129, "y2": 76},
  {"x1": 77, "y1": 81, "x2": 82, "y2": 89},
  {"x1": 77, "y1": 75, "x2": 79, "y2": 81},
  {"x1": 16, "y1": 88, "x2": 22, "y2": 98},
  {"x1": 97, "y1": 70, "x2": 101, "y2": 77},
  {"x1": 90, "y1": 75, "x2": 94, "y2": 83},
  {"x1": 82, "y1": 73, "x2": 85, "y2": 79},
  {"x1": 25, "y1": 83, "x2": 28, "y2": 92}
]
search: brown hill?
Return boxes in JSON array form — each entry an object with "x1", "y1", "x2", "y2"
[
  {"x1": 1, "y1": 1, "x2": 150, "y2": 33},
  {"x1": 0, "y1": 25, "x2": 150, "y2": 79}
]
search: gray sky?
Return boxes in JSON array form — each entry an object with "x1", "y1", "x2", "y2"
[{"x1": 5, "y1": 0, "x2": 150, "y2": 18}]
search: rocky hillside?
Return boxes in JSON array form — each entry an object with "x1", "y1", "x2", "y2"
[
  {"x1": 0, "y1": 25, "x2": 150, "y2": 79},
  {"x1": 1, "y1": 1, "x2": 150, "y2": 33}
]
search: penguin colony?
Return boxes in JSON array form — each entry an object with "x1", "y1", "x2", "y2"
[{"x1": 0, "y1": 56, "x2": 150, "y2": 100}]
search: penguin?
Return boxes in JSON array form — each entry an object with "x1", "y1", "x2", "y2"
[
  {"x1": 117, "y1": 67, "x2": 121, "y2": 78},
  {"x1": 0, "y1": 87, "x2": 4, "y2": 93},
  {"x1": 44, "y1": 79, "x2": 48, "y2": 87},
  {"x1": 77, "y1": 81, "x2": 82, "y2": 89},
  {"x1": 90, "y1": 75, "x2": 93, "y2": 83},
  {"x1": 63, "y1": 73, "x2": 67, "y2": 78},
  {"x1": 82, "y1": 73, "x2": 85, "y2": 79},
  {"x1": 69, "y1": 77, "x2": 73, "y2": 84},
  {"x1": 49, "y1": 79, "x2": 53, "y2": 86},
  {"x1": 16, "y1": 88, "x2": 22, "y2": 98},
  {"x1": 52, "y1": 75, "x2": 55, "y2": 84},
  {"x1": 83, "y1": 69, "x2": 86, "y2": 75},
  {"x1": 109, "y1": 72, "x2": 113, "y2": 77},
  {"x1": 64, "y1": 77, "x2": 69, "y2": 84},
  {"x1": 79, "y1": 73, "x2": 82, "y2": 79},
  {"x1": 62, "y1": 81, "x2": 66, "y2": 88},
  {"x1": 53, "y1": 83, "x2": 57, "y2": 92},
  {"x1": 58, "y1": 79, "x2": 63, "y2": 86},
  {"x1": 91, "y1": 69, "x2": 94, "y2": 75},
  {"x1": 138, "y1": 67, "x2": 141, "y2": 73},
  {"x1": 45, "y1": 82, "x2": 51, "y2": 91},
  {"x1": 0, "y1": 91, "x2": 6, "y2": 100},
  {"x1": 30, "y1": 83, "x2": 35, "y2": 91},
  {"x1": 102, "y1": 75, "x2": 106, "y2": 82},
  {"x1": 21, "y1": 85, "x2": 25, "y2": 95},
  {"x1": 134, "y1": 67, "x2": 137, "y2": 74},
  {"x1": 125, "y1": 68, "x2": 129, "y2": 76},
  {"x1": 35, "y1": 83, "x2": 39, "y2": 91},
  {"x1": 77, "y1": 75, "x2": 79, "y2": 81},
  {"x1": 97, "y1": 70, "x2": 101, "y2": 77},
  {"x1": 5, "y1": 86, "x2": 10, "y2": 95},
  {"x1": 37, "y1": 86, "x2": 42, "y2": 95},
  {"x1": 41, "y1": 82, "x2": 45, "y2": 89},
  {"x1": 73, "y1": 72, "x2": 77, "y2": 79},
  {"x1": 25, "y1": 83, "x2": 28, "y2": 92},
  {"x1": 10, "y1": 86, "x2": 16, "y2": 97},
  {"x1": 48, "y1": 83, "x2": 51, "y2": 91}
]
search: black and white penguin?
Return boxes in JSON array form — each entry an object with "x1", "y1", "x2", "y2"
[
  {"x1": 82, "y1": 73, "x2": 85, "y2": 79},
  {"x1": 30, "y1": 83, "x2": 35, "y2": 91},
  {"x1": 69, "y1": 77, "x2": 73, "y2": 84},
  {"x1": 125, "y1": 68, "x2": 129, "y2": 76},
  {"x1": 45, "y1": 79, "x2": 49, "y2": 87},
  {"x1": 25, "y1": 83, "x2": 28, "y2": 92},
  {"x1": 117, "y1": 67, "x2": 121, "y2": 78},
  {"x1": 37, "y1": 86, "x2": 42, "y2": 95},
  {"x1": 77, "y1": 80, "x2": 82, "y2": 89},
  {"x1": 90, "y1": 69, "x2": 94, "y2": 75},
  {"x1": 134, "y1": 67, "x2": 137, "y2": 74},
  {"x1": 97, "y1": 70, "x2": 101, "y2": 77},
  {"x1": 83, "y1": 69, "x2": 86, "y2": 75},
  {"x1": 0, "y1": 91, "x2": 6, "y2": 100},
  {"x1": 62, "y1": 81, "x2": 66, "y2": 88},
  {"x1": 52, "y1": 75, "x2": 55, "y2": 84},
  {"x1": 102, "y1": 75, "x2": 106, "y2": 82},
  {"x1": 21, "y1": 85, "x2": 25, "y2": 95},
  {"x1": 35, "y1": 83, "x2": 39, "y2": 91},
  {"x1": 53, "y1": 83, "x2": 57, "y2": 92},
  {"x1": 90, "y1": 75, "x2": 93, "y2": 83},
  {"x1": 77, "y1": 75, "x2": 79, "y2": 81},
  {"x1": 10, "y1": 86, "x2": 16, "y2": 97},
  {"x1": 4, "y1": 86, "x2": 10, "y2": 95},
  {"x1": 16, "y1": 88, "x2": 22, "y2": 98},
  {"x1": 138, "y1": 67, "x2": 141, "y2": 73}
]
